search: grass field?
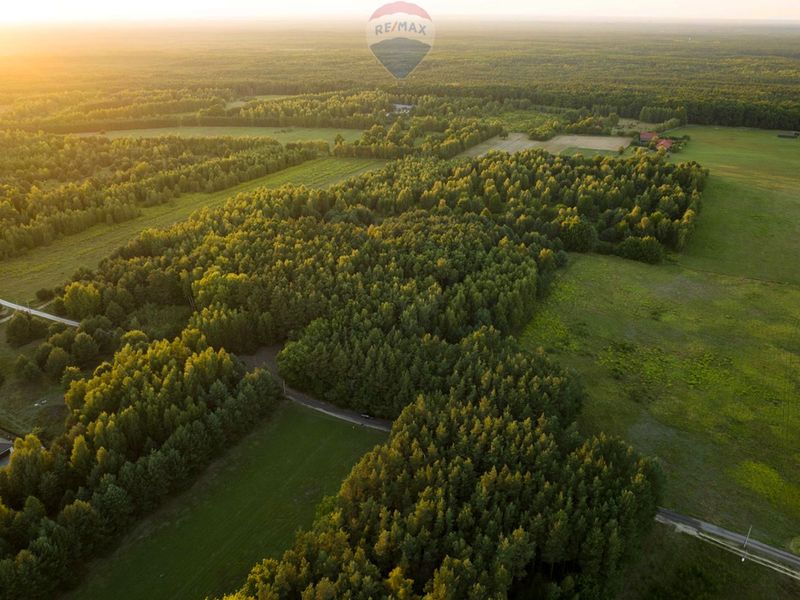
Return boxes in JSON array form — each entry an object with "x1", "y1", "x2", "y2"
[
  {"x1": 522, "y1": 255, "x2": 800, "y2": 539},
  {"x1": 521, "y1": 125, "x2": 800, "y2": 597},
  {"x1": 92, "y1": 126, "x2": 363, "y2": 145},
  {"x1": 0, "y1": 157, "x2": 384, "y2": 305},
  {"x1": 669, "y1": 126, "x2": 800, "y2": 286},
  {"x1": 520, "y1": 126, "x2": 800, "y2": 589},
  {"x1": 623, "y1": 523, "x2": 800, "y2": 599},
  {"x1": 0, "y1": 320, "x2": 66, "y2": 439},
  {"x1": 66, "y1": 402, "x2": 386, "y2": 600}
]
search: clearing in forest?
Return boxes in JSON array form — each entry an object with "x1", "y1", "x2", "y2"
[
  {"x1": 461, "y1": 132, "x2": 632, "y2": 157},
  {"x1": 89, "y1": 126, "x2": 363, "y2": 145}
]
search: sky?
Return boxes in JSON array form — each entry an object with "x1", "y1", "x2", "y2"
[{"x1": 1, "y1": 0, "x2": 799, "y2": 24}]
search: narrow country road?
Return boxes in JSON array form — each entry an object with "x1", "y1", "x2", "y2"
[
  {"x1": 0, "y1": 299, "x2": 80, "y2": 327},
  {"x1": 239, "y1": 345, "x2": 392, "y2": 433},
  {"x1": 657, "y1": 508, "x2": 800, "y2": 580}
]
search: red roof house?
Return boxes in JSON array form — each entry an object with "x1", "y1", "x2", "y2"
[
  {"x1": 640, "y1": 131, "x2": 658, "y2": 142},
  {"x1": 656, "y1": 139, "x2": 674, "y2": 150}
]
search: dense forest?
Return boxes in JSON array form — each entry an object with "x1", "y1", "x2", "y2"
[
  {"x1": 0, "y1": 146, "x2": 706, "y2": 596},
  {"x1": 2, "y1": 24, "x2": 798, "y2": 130},
  {"x1": 6, "y1": 20, "x2": 783, "y2": 598},
  {"x1": 12, "y1": 150, "x2": 706, "y2": 387},
  {"x1": 230, "y1": 379, "x2": 661, "y2": 598},
  {"x1": 0, "y1": 131, "x2": 325, "y2": 258}
]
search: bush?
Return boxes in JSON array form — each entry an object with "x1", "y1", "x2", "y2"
[
  {"x1": 45, "y1": 347, "x2": 71, "y2": 379},
  {"x1": 120, "y1": 330, "x2": 149, "y2": 350},
  {"x1": 615, "y1": 236, "x2": 665, "y2": 264},
  {"x1": 63, "y1": 282, "x2": 102, "y2": 320},
  {"x1": 6, "y1": 313, "x2": 48, "y2": 347},
  {"x1": 34, "y1": 342, "x2": 54, "y2": 369},
  {"x1": 35, "y1": 288, "x2": 55, "y2": 302},
  {"x1": 15, "y1": 355, "x2": 42, "y2": 382},
  {"x1": 71, "y1": 333, "x2": 100, "y2": 367},
  {"x1": 559, "y1": 215, "x2": 598, "y2": 252},
  {"x1": 61, "y1": 366, "x2": 83, "y2": 390}
]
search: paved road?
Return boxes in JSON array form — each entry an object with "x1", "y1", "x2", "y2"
[
  {"x1": 657, "y1": 508, "x2": 800, "y2": 578},
  {"x1": 0, "y1": 299, "x2": 79, "y2": 327},
  {"x1": 240, "y1": 345, "x2": 392, "y2": 433}
]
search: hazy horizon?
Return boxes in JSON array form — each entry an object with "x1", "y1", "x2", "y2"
[{"x1": 1, "y1": 0, "x2": 799, "y2": 25}]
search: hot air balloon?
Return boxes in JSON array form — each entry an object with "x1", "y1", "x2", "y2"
[{"x1": 366, "y1": 2, "x2": 435, "y2": 79}]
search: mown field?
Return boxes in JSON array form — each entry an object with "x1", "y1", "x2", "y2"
[
  {"x1": 66, "y1": 402, "x2": 386, "y2": 600},
  {"x1": 521, "y1": 126, "x2": 800, "y2": 596},
  {"x1": 462, "y1": 132, "x2": 631, "y2": 157},
  {"x1": 93, "y1": 126, "x2": 363, "y2": 145},
  {"x1": 0, "y1": 157, "x2": 384, "y2": 305},
  {"x1": 224, "y1": 95, "x2": 291, "y2": 110}
]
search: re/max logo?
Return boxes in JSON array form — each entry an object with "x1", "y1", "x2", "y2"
[{"x1": 374, "y1": 21, "x2": 428, "y2": 35}]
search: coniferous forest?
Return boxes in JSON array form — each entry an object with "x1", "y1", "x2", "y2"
[
  {"x1": 0, "y1": 148, "x2": 704, "y2": 597},
  {"x1": 0, "y1": 17, "x2": 798, "y2": 600}
]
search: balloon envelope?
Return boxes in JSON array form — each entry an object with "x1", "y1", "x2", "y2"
[{"x1": 366, "y1": 2, "x2": 435, "y2": 79}]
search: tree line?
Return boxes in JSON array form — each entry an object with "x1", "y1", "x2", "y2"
[
  {"x1": 0, "y1": 332, "x2": 282, "y2": 599},
  {"x1": 0, "y1": 88, "x2": 229, "y2": 133},
  {"x1": 0, "y1": 131, "x2": 326, "y2": 259}
]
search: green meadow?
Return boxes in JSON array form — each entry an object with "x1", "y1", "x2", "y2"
[
  {"x1": 66, "y1": 402, "x2": 385, "y2": 600},
  {"x1": 522, "y1": 126, "x2": 800, "y2": 549},
  {"x1": 669, "y1": 126, "x2": 800, "y2": 286}
]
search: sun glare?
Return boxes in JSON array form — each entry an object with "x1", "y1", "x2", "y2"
[{"x1": 0, "y1": 0, "x2": 798, "y2": 24}]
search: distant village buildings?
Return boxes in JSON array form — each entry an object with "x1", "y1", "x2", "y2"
[
  {"x1": 639, "y1": 131, "x2": 678, "y2": 152},
  {"x1": 639, "y1": 131, "x2": 658, "y2": 143}
]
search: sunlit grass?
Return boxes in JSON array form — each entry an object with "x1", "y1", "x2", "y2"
[{"x1": 0, "y1": 157, "x2": 384, "y2": 304}]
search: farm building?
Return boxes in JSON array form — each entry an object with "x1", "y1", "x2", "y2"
[
  {"x1": 639, "y1": 131, "x2": 658, "y2": 143},
  {"x1": 657, "y1": 139, "x2": 674, "y2": 151},
  {"x1": 393, "y1": 103, "x2": 414, "y2": 114},
  {"x1": 777, "y1": 131, "x2": 799, "y2": 139},
  {"x1": 0, "y1": 438, "x2": 12, "y2": 468}
]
